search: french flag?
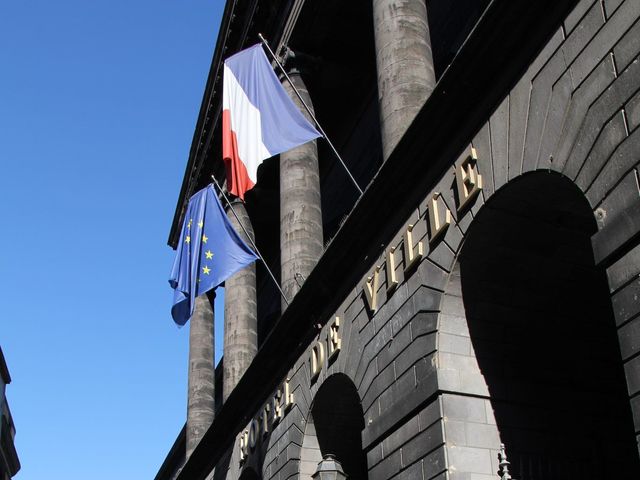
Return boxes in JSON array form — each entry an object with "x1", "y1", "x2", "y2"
[{"x1": 222, "y1": 44, "x2": 321, "y2": 200}]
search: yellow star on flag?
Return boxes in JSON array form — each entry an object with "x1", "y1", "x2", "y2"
[
  {"x1": 185, "y1": 235, "x2": 191, "y2": 244},
  {"x1": 202, "y1": 265, "x2": 211, "y2": 275},
  {"x1": 198, "y1": 220, "x2": 204, "y2": 228},
  {"x1": 202, "y1": 234, "x2": 208, "y2": 243},
  {"x1": 205, "y1": 250, "x2": 214, "y2": 260}
]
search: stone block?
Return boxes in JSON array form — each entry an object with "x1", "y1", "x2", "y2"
[
  {"x1": 592, "y1": 170, "x2": 640, "y2": 264},
  {"x1": 630, "y1": 393, "x2": 640, "y2": 430},
  {"x1": 484, "y1": 400, "x2": 497, "y2": 426},
  {"x1": 458, "y1": 371, "x2": 490, "y2": 397},
  {"x1": 401, "y1": 422, "x2": 444, "y2": 468},
  {"x1": 415, "y1": 356, "x2": 437, "y2": 386},
  {"x1": 575, "y1": 110, "x2": 627, "y2": 189},
  {"x1": 392, "y1": 457, "x2": 423, "y2": 480},
  {"x1": 624, "y1": 354, "x2": 640, "y2": 395},
  {"x1": 410, "y1": 312, "x2": 439, "y2": 340},
  {"x1": 626, "y1": 89, "x2": 640, "y2": 131},
  {"x1": 613, "y1": 14, "x2": 640, "y2": 71},
  {"x1": 490, "y1": 96, "x2": 509, "y2": 190},
  {"x1": 464, "y1": 423, "x2": 500, "y2": 449},
  {"x1": 363, "y1": 372, "x2": 439, "y2": 450},
  {"x1": 444, "y1": 419, "x2": 467, "y2": 445},
  {"x1": 438, "y1": 352, "x2": 481, "y2": 376},
  {"x1": 394, "y1": 333, "x2": 437, "y2": 379},
  {"x1": 556, "y1": 55, "x2": 616, "y2": 171},
  {"x1": 426, "y1": 239, "x2": 455, "y2": 274},
  {"x1": 586, "y1": 116, "x2": 638, "y2": 205},
  {"x1": 358, "y1": 359, "x2": 380, "y2": 404},
  {"x1": 367, "y1": 443, "x2": 384, "y2": 468},
  {"x1": 570, "y1": 0, "x2": 640, "y2": 87},
  {"x1": 446, "y1": 445, "x2": 493, "y2": 475},
  {"x1": 442, "y1": 394, "x2": 487, "y2": 423},
  {"x1": 362, "y1": 361, "x2": 394, "y2": 413},
  {"x1": 563, "y1": 2, "x2": 605, "y2": 64},
  {"x1": 618, "y1": 316, "x2": 640, "y2": 360},
  {"x1": 379, "y1": 367, "x2": 417, "y2": 416},
  {"x1": 538, "y1": 71, "x2": 574, "y2": 171},
  {"x1": 438, "y1": 333, "x2": 472, "y2": 356},
  {"x1": 382, "y1": 414, "x2": 420, "y2": 458},
  {"x1": 369, "y1": 449, "x2": 402, "y2": 480},
  {"x1": 611, "y1": 278, "x2": 640, "y2": 325},
  {"x1": 422, "y1": 447, "x2": 447, "y2": 479},
  {"x1": 418, "y1": 398, "x2": 442, "y2": 431},
  {"x1": 522, "y1": 52, "x2": 568, "y2": 173},
  {"x1": 607, "y1": 240, "x2": 640, "y2": 292},
  {"x1": 437, "y1": 368, "x2": 462, "y2": 392},
  {"x1": 440, "y1": 292, "x2": 465, "y2": 317},
  {"x1": 377, "y1": 320, "x2": 413, "y2": 371},
  {"x1": 565, "y1": 0, "x2": 599, "y2": 33},
  {"x1": 438, "y1": 313, "x2": 469, "y2": 337},
  {"x1": 472, "y1": 123, "x2": 494, "y2": 198},
  {"x1": 604, "y1": 0, "x2": 625, "y2": 18}
]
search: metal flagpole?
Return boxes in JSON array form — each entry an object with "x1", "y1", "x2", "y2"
[
  {"x1": 210, "y1": 175, "x2": 290, "y2": 306},
  {"x1": 258, "y1": 33, "x2": 364, "y2": 196}
]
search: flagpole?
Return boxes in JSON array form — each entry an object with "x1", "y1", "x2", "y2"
[
  {"x1": 258, "y1": 33, "x2": 364, "y2": 196},
  {"x1": 210, "y1": 175, "x2": 290, "y2": 306}
]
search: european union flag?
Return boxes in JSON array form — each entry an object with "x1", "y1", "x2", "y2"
[{"x1": 169, "y1": 185, "x2": 259, "y2": 326}]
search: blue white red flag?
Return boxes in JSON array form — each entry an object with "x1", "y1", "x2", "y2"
[
  {"x1": 169, "y1": 185, "x2": 259, "y2": 326},
  {"x1": 222, "y1": 44, "x2": 321, "y2": 200}
]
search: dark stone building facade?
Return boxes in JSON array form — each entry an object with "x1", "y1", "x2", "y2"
[
  {"x1": 158, "y1": 0, "x2": 640, "y2": 478},
  {"x1": 1, "y1": 347, "x2": 20, "y2": 480}
]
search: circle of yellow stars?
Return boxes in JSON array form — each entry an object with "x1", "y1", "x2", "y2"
[{"x1": 184, "y1": 218, "x2": 215, "y2": 283}]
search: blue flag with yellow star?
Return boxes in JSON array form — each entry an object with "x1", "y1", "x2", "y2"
[{"x1": 169, "y1": 184, "x2": 259, "y2": 326}]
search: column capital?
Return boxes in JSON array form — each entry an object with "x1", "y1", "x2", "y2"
[{"x1": 280, "y1": 47, "x2": 320, "y2": 78}]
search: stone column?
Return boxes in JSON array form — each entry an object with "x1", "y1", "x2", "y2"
[
  {"x1": 186, "y1": 292, "x2": 215, "y2": 458},
  {"x1": 280, "y1": 69, "x2": 323, "y2": 311},
  {"x1": 373, "y1": 0, "x2": 436, "y2": 160},
  {"x1": 223, "y1": 200, "x2": 258, "y2": 401}
]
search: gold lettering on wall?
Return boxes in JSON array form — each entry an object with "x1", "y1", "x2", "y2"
[
  {"x1": 428, "y1": 192, "x2": 451, "y2": 244},
  {"x1": 364, "y1": 265, "x2": 381, "y2": 313},
  {"x1": 283, "y1": 379, "x2": 294, "y2": 411},
  {"x1": 239, "y1": 430, "x2": 249, "y2": 462},
  {"x1": 328, "y1": 317, "x2": 341, "y2": 361},
  {"x1": 403, "y1": 224, "x2": 424, "y2": 272},
  {"x1": 310, "y1": 341, "x2": 325, "y2": 383},
  {"x1": 248, "y1": 419, "x2": 259, "y2": 449},
  {"x1": 455, "y1": 147, "x2": 483, "y2": 212},
  {"x1": 238, "y1": 378, "x2": 296, "y2": 465},
  {"x1": 386, "y1": 246, "x2": 398, "y2": 294},
  {"x1": 261, "y1": 404, "x2": 270, "y2": 437},
  {"x1": 272, "y1": 391, "x2": 283, "y2": 425}
]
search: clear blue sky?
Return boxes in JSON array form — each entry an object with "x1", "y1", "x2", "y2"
[{"x1": 0, "y1": 2, "x2": 225, "y2": 478}]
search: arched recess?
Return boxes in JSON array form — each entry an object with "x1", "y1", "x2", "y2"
[
  {"x1": 438, "y1": 171, "x2": 640, "y2": 478},
  {"x1": 299, "y1": 374, "x2": 367, "y2": 480}
]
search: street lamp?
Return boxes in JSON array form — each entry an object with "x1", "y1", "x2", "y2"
[{"x1": 311, "y1": 454, "x2": 348, "y2": 480}]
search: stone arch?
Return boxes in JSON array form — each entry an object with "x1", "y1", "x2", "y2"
[
  {"x1": 436, "y1": 170, "x2": 640, "y2": 478},
  {"x1": 299, "y1": 373, "x2": 367, "y2": 480}
]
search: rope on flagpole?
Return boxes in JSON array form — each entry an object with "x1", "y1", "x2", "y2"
[
  {"x1": 210, "y1": 175, "x2": 290, "y2": 306},
  {"x1": 258, "y1": 33, "x2": 364, "y2": 196}
]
